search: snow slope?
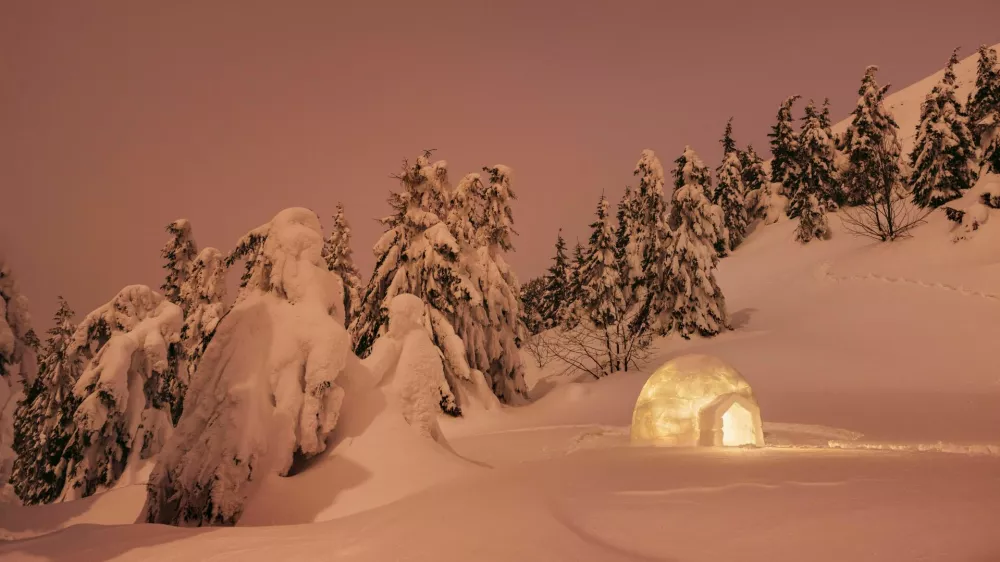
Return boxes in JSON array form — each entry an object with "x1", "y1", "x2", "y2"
[
  {"x1": 2, "y1": 49, "x2": 1000, "y2": 561},
  {"x1": 833, "y1": 42, "x2": 1000, "y2": 155}
]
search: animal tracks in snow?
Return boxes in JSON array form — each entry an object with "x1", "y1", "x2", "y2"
[{"x1": 815, "y1": 262, "x2": 1000, "y2": 302}]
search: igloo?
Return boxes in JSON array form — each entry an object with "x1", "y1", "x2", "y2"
[{"x1": 630, "y1": 354, "x2": 764, "y2": 447}]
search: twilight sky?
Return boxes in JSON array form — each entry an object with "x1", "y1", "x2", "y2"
[{"x1": 2, "y1": 0, "x2": 999, "y2": 327}]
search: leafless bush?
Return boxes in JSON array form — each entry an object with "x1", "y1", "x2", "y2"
[
  {"x1": 841, "y1": 158, "x2": 932, "y2": 241},
  {"x1": 541, "y1": 308, "x2": 653, "y2": 379},
  {"x1": 522, "y1": 332, "x2": 554, "y2": 368}
]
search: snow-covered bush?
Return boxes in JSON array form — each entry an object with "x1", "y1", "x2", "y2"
[
  {"x1": 141, "y1": 208, "x2": 350, "y2": 527},
  {"x1": 795, "y1": 194, "x2": 831, "y2": 243},
  {"x1": 56, "y1": 285, "x2": 182, "y2": 501},
  {"x1": 363, "y1": 294, "x2": 455, "y2": 442},
  {"x1": 0, "y1": 259, "x2": 38, "y2": 502}
]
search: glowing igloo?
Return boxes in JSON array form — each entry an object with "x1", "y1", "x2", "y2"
[{"x1": 630, "y1": 354, "x2": 764, "y2": 447}]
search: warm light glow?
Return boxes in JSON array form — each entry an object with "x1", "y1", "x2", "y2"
[
  {"x1": 630, "y1": 354, "x2": 764, "y2": 447},
  {"x1": 721, "y1": 402, "x2": 755, "y2": 446}
]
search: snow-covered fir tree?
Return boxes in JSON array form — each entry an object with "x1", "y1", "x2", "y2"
[
  {"x1": 614, "y1": 185, "x2": 637, "y2": 291},
  {"x1": 579, "y1": 195, "x2": 626, "y2": 329},
  {"x1": 0, "y1": 259, "x2": 38, "y2": 500},
  {"x1": 472, "y1": 165, "x2": 527, "y2": 402},
  {"x1": 647, "y1": 148, "x2": 728, "y2": 337},
  {"x1": 819, "y1": 98, "x2": 847, "y2": 205},
  {"x1": 323, "y1": 203, "x2": 363, "y2": 328},
  {"x1": 143, "y1": 208, "x2": 351, "y2": 526},
  {"x1": 564, "y1": 241, "x2": 587, "y2": 328},
  {"x1": 769, "y1": 95, "x2": 802, "y2": 196},
  {"x1": 10, "y1": 297, "x2": 81, "y2": 505},
  {"x1": 160, "y1": 220, "x2": 198, "y2": 310},
  {"x1": 739, "y1": 145, "x2": 772, "y2": 220},
  {"x1": 628, "y1": 150, "x2": 671, "y2": 306},
  {"x1": 967, "y1": 44, "x2": 1000, "y2": 173},
  {"x1": 672, "y1": 146, "x2": 724, "y2": 255},
  {"x1": 910, "y1": 50, "x2": 979, "y2": 208},
  {"x1": 714, "y1": 120, "x2": 748, "y2": 251},
  {"x1": 538, "y1": 231, "x2": 571, "y2": 328},
  {"x1": 672, "y1": 145, "x2": 713, "y2": 199},
  {"x1": 795, "y1": 194, "x2": 831, "y2": 244},
  {"x1": 519, "y1": 277, "x2": 546, "y2": 335},
  {"x1": 842, "y1": 66, "x2": 902, "y2": 205},
  {"x1": 788, "y1": 100, "x2": 838, "y2": 217},
  {"x1": 51, "y1": 286, "x2": 182, "y2": 501},
  {"x1": 177, "y1": 247, "x2": 227, "y2": 383},
  {"x1": 351, "y1": 153, "x2": 525, "y2": 412}
]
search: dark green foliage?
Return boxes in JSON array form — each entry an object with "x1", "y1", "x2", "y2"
[
  {"x1": 911, "y1": 50, "x2": 979, "y2": 208},
  {"x1": 769, "y1": 95, "x2": 802, "y2": 196},
  {"x1": 10, "y1": 297, "x2": 81, "y2": 505}
]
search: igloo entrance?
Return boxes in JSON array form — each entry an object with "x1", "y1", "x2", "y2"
[
  {"x1": 630, "y1": 354, "x2": 764, "y2": 447},
  {"x1": 721, "y1": 402, "x2": 755, "y2": 446}
]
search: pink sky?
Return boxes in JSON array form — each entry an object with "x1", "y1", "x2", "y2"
[{"x1": 2, "y1": 0, "x2": 998, "y2": 326}]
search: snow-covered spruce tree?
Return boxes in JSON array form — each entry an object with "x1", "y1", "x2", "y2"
[
  {"x1": 563, "y1": 241, "x2": 587, "y2": 328},
  {"x1": 10, "y1": 297, "x2": 81, "y2": 505},
  {"x1": 795, "y1": 194, "x2": 831, "y2": 243},
  {"x1": 968, "y1": 44, "x2": 1000, "y2": 173},
  {"x1": 714, "y1": 120, "x2": 748, "y2": 251},
  {"x1": 538, "y1": 231, "x2": 571, "y2": 328},
  {"x1": 627, "y1": 149, "x2": 670, "y2": 304},
  {"x1": 649, "y1": 148, "x2": 728, "y2": 337},
  {"x1": 739, "y1": 145, "x2": 773, "y2": 220},
  {"x1": 842, "y1": 66, "x2": 902, "y2": 206},
  {"x1": 177, "y1": 247, "x2": 227, "y2": 384},
  {"x1": 160, "y1": 220, "x2": 198, "y2": 309},
  {"x1": 788, "y1": 100, "x2": 838, "y2": 218},
  {"x1": 769, "y1": 95, "x2": 802, "y2": 197},
  {"x1": 519, "y1": 277, "x2": 546, "y2": 335},
  {"x1": 52, "y1": 286, "x2": 182, "y2": 501},
  {"x1": 672, "y1": 146, "x2": 724, "y2": 255},
  {"x1": 0, "y1": 259, "x2": 38, "y2": 500},
  {"x1": 579, "y1": 195, "x2": 625, "y2": 329},
  {"x1": 819, "y1": 98, "x2": 848, "y2": 205},
  {"x1": 672, "y1": 145, "x2": 713, "y2": 200},
  {"x1": 351, "y1": 153, "x2": 525, "y2": 412},
  {"x1": 911, "y1": 50, "x2": 979, "y2": 208},
  {"x1": 471, "y1": 165, "x2": 527, "y2": 402},
  {"x1": 142, "y1": 208, "x2": 351, "y2": 527},
  {"x1": 577, "y1": 195, "x2": 630, "y2": 374},
  {"x1": 614, "y1": 185, "x2": 638, "y2": 294},
  {"x1": 323, "y1": 203, "x2": 363, "y2": 328}
]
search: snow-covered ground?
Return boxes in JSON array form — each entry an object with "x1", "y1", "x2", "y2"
[{"x1": 2, "y1": 47, "x2": 999, "y2": 562}]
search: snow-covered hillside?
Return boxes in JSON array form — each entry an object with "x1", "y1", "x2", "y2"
[
  {"x1": 833, "y1": 42, "x2": 1000, "y2": 154},
  {"x1": 2, "y1": 48, "x2": 999, "y2": 562}
]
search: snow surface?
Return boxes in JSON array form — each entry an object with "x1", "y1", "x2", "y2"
[{"x1": 3, "y1": 52, "x2": 1000, "y2": 560}]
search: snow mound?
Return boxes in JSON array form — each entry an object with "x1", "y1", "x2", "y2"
[{"x1": 239, "y1": 294, "x2": 481, "y2": 525}]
